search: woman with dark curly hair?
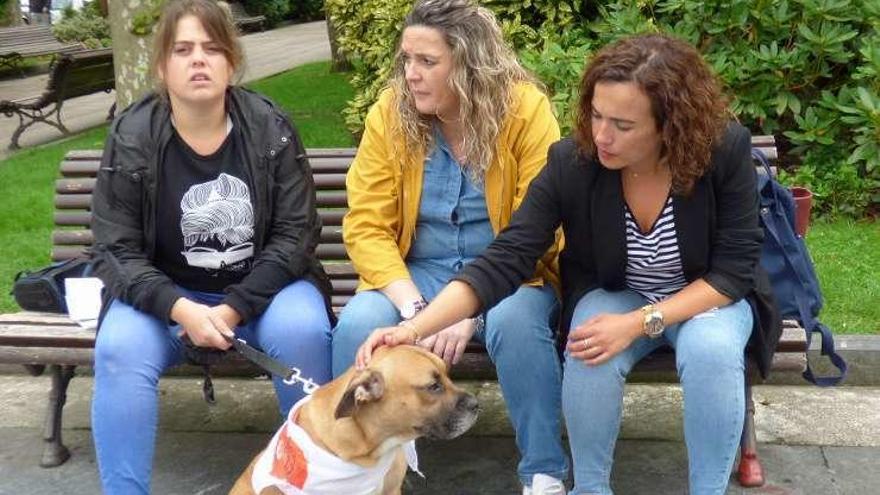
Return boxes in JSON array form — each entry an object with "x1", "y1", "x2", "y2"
[{"x1": 355, "y1": 33, "x2": 782, "y2": 494}]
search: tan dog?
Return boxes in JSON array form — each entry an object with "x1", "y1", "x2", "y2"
[{"x1": 229, "y1": 345, "x2": 480, "y2": 495}]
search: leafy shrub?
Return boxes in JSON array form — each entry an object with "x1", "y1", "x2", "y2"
[
  {"x1": 288, "y1": 0, "x2": 323, "y2": 21},
  {"x1": 0, "y1": 0, "x2": 11, "y2": 26},
  {"x1": 242, "y1": 0, "x2": 289, "y2": 27},
  {"x1": 325, "y1": 0, "x2": 412, "y2": 132},
  {"x1": 52, "y1": 0, "x2": 110, "y2": 48},
  {"x1": 327, "y1": 0, "x2": 880, "y2": 218}
]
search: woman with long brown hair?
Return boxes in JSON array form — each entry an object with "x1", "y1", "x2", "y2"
[
  {"x1": 89, "y1": 1, "x2": 333, "y2": 492},
  {"x1": 332, "y1": 0, "x2": 569, "y2": 492}
]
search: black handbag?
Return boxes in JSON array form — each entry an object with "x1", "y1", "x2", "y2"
[{"x1": 11, "y1": 258, "x2": 92, "y2": 313}]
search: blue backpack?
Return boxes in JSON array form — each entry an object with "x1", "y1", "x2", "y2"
[{"x1": 753, "y1": 148, "x2": 847, "y2": 386}]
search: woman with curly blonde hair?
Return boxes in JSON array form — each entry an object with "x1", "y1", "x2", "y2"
[
  {"x1": 355, "y1": 33, "x2": 783, "y2": 494},
  {"x1": 332, "y1": 0, "x2": 569, "y2": 492}
]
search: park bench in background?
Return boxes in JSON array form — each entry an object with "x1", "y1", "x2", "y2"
[
  {"x1": 228, "y1": 2, "x2": 266, "y2": 32},
  {"x1": 0, "y1": 48, "x2": 115, "y2": 149},
  {"x1": 0, "y1": 140, "x2": 806, "y2": 488},
  {"x1": 0, "y1": 25, "x2": 82, "y2": 75}
]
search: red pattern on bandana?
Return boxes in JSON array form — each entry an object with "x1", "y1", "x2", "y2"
[{"x1": 270, "y1": 424, "x2": 309, "y2": 489}]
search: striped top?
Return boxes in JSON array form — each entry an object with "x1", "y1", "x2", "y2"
[{"x1": 624, "y1": 196, "x2": 687, "y2": 303}]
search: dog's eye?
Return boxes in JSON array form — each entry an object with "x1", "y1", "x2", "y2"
[{"x1": 426, "y1": 381, "x2": 444, "y2": 394}]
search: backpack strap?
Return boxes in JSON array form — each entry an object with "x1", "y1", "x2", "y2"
[{"x1": 793, "y1": 291, "x2": 848, "y2": 386}]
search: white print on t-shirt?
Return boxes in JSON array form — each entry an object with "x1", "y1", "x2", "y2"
[{"x1": 180, "y1": 173, "x2": 254, "y2": 271}]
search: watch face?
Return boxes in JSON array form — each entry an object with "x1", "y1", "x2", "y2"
[
  {"x1": 400, "y1": 299, "x2": 426, "y2": 320},
  {"x1": 645, "y1": 313, "x2": 664, "y2": 337},
  {"x1": 400, "y1": 303, "x2": 416, "y2": 320}
]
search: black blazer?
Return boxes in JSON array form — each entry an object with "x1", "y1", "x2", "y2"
[{"x1": 456, "y1": 123, "x2": 782, "y2": 377}]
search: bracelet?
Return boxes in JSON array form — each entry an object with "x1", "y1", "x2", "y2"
[{"x1": 398, "y1": 319, "x2": 421, "y2": 345}]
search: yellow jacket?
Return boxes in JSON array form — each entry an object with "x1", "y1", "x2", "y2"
[{"x1": 343, "y1": 82, "x2": 563, "y2": 292}]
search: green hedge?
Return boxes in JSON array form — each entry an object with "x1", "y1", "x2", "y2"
[
  {"x1": 242, "y1": 0, "x2": 323, "y2": 26},
  {"x1": 326, "y1": 0, "x2": 880, "y2": 218},
  {"x1": 52, "y1": 1, "x2": 111, "y2": 48},
  {"x1": 0, "y1": 0, "x2": 11, "y2": 25}
]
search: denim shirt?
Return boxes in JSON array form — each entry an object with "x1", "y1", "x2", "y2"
[{"x1": 406, "y1": 129, "x2": 495, "y2": 299}]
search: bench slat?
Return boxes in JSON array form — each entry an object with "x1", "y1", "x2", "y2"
[
  {"x1": 0, "y1": 312, "x2": 79, "y2": 325},
  {"x1": 0, "y1": 311, "x2": 805, "y2": 381},
  {"x1": 51, "y1": 243, "x2": 353, "y2": 262},
  {"x1": 0, "y1": 325, "x2": 96, "y2": 348},
  {"x1": 0, "y1": 346, "x2": 94, "y2": 366},
  {"x1": 53, "y1": 208, "x2": 345, "y2": 230},
  {"x1": 51, "y1": 226, "x2": 345, "y2": 246},
  {"x1": 0, "y1": 311, "x2": 809, "y2": 350}
]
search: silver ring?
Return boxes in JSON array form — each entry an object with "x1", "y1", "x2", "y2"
[{"x1": 582, "y1": 337, "x2": 590, "y2": 350}]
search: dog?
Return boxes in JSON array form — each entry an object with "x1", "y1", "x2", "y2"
[{"x1": 229, "y1": 344, "x2": 480, "y2": 494}]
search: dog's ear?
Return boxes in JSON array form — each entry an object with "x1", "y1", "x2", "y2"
[{"x1": 335, "y1": 369, "x2": 385, "y2": 419}]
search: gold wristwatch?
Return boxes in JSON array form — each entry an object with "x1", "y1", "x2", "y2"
[{"x1": 641, "y1": 304, "x2": 665, "y2": 338}]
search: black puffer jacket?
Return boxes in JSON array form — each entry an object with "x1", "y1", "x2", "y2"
[{"x1": 91, "y1": 87, "x2": 332, "y2": 324}]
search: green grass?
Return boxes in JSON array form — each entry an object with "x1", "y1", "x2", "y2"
[
  {"x1": 0, "y1": 126, "x2": 108, "y2": 313},
  {"x1": 0, "y1": 55, "x2": 53, "y2": 79},
  {"x1": 246, "y1": 61, "x2": 356, "y2": 148},
  {"x1": 1, "y1": 61, "x2": 877, "y2": 336},
  {"x1": 805, "y1": 219, "x2": 880, "y2": 334}
]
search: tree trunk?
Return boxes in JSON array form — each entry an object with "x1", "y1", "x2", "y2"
[
  {"x1": 108, "y1": 0, "x2": 155, "y2": 110},
  {"x1": 325, "y1": 15, "x2": 351, "y2": 73}
]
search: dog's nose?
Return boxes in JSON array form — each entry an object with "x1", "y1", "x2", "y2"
[{"x1": 456, "y1": 393, "x2": 479, "y2": 413}]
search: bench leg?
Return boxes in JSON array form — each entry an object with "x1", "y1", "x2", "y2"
[
  {"x1": 23, "y1": 364, "x2": 46, "y2": 377},
  {"x1": 8, "y1": 105, "x2": 67, "y2": 149},
  {"x1": 39, "y1": 364, "x2": 76, "y2": 468},
  {"x1": 737, "y1": 380, "x2": 765, "y2": 487}
]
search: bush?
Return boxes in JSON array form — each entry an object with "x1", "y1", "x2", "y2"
[
  {"x1": 242, "y1": 0, "x2": 289, "y2": 27},
  {"x1": 52, "y1": 0, "x2": 110, "y2": 48},
  {"x1": 0, "y1": 0, "x2": 12, "y2": 26},
  {"x1": 288, "y1": 0, "x2": 323, "y2": 22},
  {"x1": 326, "y1": 0, "x2": 880, "y2": 219}
]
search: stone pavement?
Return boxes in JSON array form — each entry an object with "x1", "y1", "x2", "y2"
[
  {"x1": 1, "y1": 428, "x2": 877, "y2": 494},
  {"x1": 1, "y1": 372, "x2": 879, "y2": 494},
  {"x1": 0, "y1": 20, "x2": 331, "y2": 159}
]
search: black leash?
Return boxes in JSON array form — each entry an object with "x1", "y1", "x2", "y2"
[{"x1": 221, "y1": 334, "x2": 320, "y2": 395}]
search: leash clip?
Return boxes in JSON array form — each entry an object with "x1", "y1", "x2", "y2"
[{"x1": 283, "y1": 366, "x2": 320, "y2": 395}]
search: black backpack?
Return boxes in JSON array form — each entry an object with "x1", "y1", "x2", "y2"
[
  {"x1": 753, "y1": 148, "x2": 847, "y2": 386},
  {"x1": 11, "y1": 258, "x2": 92, "y2": 313}
]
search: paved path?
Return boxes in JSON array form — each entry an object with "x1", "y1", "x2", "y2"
[
  {"x1": 1, "y1": 428, "x2": 877, "y2": 494},
  {"x1": 0, "y1": 21, "x2": 331, "y2": 160},
  {"x1": 1, "y1": 373, "x2": 878, "y2": 493}
]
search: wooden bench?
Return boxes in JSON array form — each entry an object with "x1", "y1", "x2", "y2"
[
  {"x1": 0, "y1": 140, "x2": 806, "y2": 488},
  {"x1": 228, "y1": 2, "x2": 266, "y2": 32},
  {"x1": 0, "y1": 25, "x2": 83, "y2": 75},
  {"x1": 0, "y1": 48, "x2": 115, "y2": 149}
]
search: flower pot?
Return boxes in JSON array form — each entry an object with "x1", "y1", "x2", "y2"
[{"x1": 790, "y1": 186, "x2": 813, "y2": 237}]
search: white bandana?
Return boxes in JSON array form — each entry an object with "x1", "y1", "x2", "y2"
[{"x1": 251, "y1": 396, "x2": 421, "y2": 494}]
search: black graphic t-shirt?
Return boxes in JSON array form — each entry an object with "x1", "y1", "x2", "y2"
[{"x1": 155, "y1": 122, "x2": 255, "y2": 293}]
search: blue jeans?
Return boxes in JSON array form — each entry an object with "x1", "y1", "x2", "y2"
[
  {"x1": 91, "y1": 280, "x2": 331, "y2": 495},
  {"x1": 332, "y1": 283, "x2": 569, "y2": 485},
  {"x1": 563, "y1": 289, "x2": 752, "y2": 495}
]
